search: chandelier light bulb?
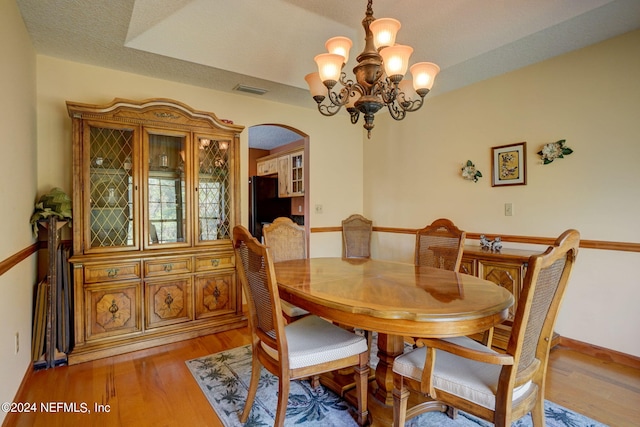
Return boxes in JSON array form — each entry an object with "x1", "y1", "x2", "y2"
[
  {"x1": 410, "y1": 62, "x2": 441, "y2": 93},
  {"x1": 380, "y1": 45, "x2": 413, "y2": 82},
  {"x1": 370, "y1": 18, "x2": 401, "y2": 50},
  {"x1": 314, "y1": 53, "x2": 344, "y2": 86},
  {"x1": 325, "y1": 36, "x2": 353, "y2": 64},
  {"x1": 305, "y1": 72, "x2": 327, "y2": 99}
]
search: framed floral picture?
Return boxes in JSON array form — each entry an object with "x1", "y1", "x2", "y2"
[{"x1": 491, "y1": 142, "x2": 527, "y2": 187}]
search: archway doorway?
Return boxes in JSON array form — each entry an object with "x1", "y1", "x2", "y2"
[{"x1": 247, "y1": 124, "x2": 309, "y2": 249}]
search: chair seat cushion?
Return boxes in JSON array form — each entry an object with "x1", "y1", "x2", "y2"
[
  {"x1": 393, "y1": 336, "x2": 532, "y2": 410},
  {"x1": 262, "y1": 315, "x2": 368, "y2": 370},
  {"x1": 281, "y1": 300, "x2": 309, "y2": 318}
]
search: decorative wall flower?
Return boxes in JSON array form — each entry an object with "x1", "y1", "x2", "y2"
[
  {"x1": 461, "y1": 160, "x2": 482, "y2": 182},
  {"x1": 538, "y1": 139, "x2": 573, "y2": 164}
]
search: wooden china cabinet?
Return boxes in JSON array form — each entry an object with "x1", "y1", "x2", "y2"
[{"x1": 67, "y1": 98, "x2": 247, "y2": 364}]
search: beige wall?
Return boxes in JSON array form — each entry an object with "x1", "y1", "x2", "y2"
[
  {"x1": 364, "y1": 30, "x2": 640, "y2": 357},
  {"x1": 0, "y1": 0, "x2": 39, "y2": 421}
]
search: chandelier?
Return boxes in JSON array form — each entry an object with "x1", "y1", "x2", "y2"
[{"x1": 305, "y1": 0, "x2": 440, "y2": 138}]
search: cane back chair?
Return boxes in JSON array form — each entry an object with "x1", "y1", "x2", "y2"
[
  {"x1": 342, "y1": 214, "x2": 373, "y2": 259},
  {"x1": 263, "y1": 217, "x2": 309, "y2": 323},
  {"x1": 233, "y1": 225, "x2": 370, "y2": 427},
  {"x1": 415, "y1": 218, "x2": 466, "y2": 271},
  {"x1": 393, "y1": 229, "x2": 580, "y2": 427}
]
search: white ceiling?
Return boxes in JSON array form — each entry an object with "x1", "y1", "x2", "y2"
[{"x1": 15, "y1": 0, "x2": 640, "y2": 148}]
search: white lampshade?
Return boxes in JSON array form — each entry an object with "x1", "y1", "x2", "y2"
[
  {"x1": 370, "y1": 18, "x2": 401, "y2": 50},
  {"x1": 380, "y1": 45, "x2": 413, "y2": 81},
  {"x1": 305, "y1": 72, "x2": 326, "y2": 97},
  {"x1": 314, "y1": 53, "x2": 344, "y2": 83},
  {"x1": 325, "y1": 36, "x2": 352, "y2": 64},
  {"x1": 410, "y1": 62, "x2": 440, "y2": 92}
]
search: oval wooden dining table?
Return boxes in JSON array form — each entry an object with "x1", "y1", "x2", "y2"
[{"x1": 273, "y1": 257, "x2": 514, "y2": 421}]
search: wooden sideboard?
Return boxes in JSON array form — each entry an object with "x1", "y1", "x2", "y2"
[{"x1": 461, "y1": 245, "x2": 559, "y2": 349}]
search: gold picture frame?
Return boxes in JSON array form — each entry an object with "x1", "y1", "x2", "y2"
[{"x1": 491, "y1": 142, "x2": 527, "y2": 187}]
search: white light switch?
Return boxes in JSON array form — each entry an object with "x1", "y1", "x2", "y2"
[{"x1": 505, "y1": 203, "x2": 513, "y2": 216}]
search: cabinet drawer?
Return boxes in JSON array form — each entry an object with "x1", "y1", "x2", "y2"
[
  {"x1": 194, "y1": 272, "x2": 236, "y2": 320},
  {"x1": 145, "y1": 277, "x2": 193, "y2": 329},
  {"x1": 144, "y1": 257, "x2": 192, "y2": 277},
  {"x1": 84, "y1": 262, "x2": 141, "y2": 283},
  {"x1": 194, "y1": 254, "x2": 234, "y2": 272},
  {"x1": 85, "y1": 282, "x2": 141, "y2": 341}
]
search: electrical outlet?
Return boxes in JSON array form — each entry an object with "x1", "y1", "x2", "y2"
[
  {"x1": 15, "y1": 332, "x2": 19, "y2": 354},
  {"x1": 505, "y1": 203, "x2": 513, "y2": 216},
  {"x1": 315, "y1": 204, "x2": 323, "y2": 214}
]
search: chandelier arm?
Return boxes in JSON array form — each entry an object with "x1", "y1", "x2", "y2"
[
  {"x1": 317, "y1": 102, "x2": 342, "y2": 117},
  {"x1": 348, "y1": 108, "x2": 360, "y2": 124},
  {"x1": 398, "y1": 96, "x2": 425, "y2": 113},
  {"x1": 338, "y1": 71, "x2": 356, "y2": 88},
  {"x1": 375, "y1": 79, "x2": 399, "y2": 105},
  {"x1": 387, "y1": 100, "x2": 407, "y2": 121},
  {"x1": 328, "y1": 85, "x2": 352, "y2": 107}
]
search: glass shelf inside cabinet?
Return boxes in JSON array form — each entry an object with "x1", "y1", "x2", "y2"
[
  {"x1": 197, "y1": 137, "x2": 231, "y2": 242},
  {"x1": 147, "y1": 133, "x2": 187, "y2": 246},
  {"x1": 89, "y1": 126, "x2": 134, "y2": 248}
]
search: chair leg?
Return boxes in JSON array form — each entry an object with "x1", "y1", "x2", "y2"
[
  {"x1": 480, "y1": 327, "x2": 494, "y2": 347},
  {"x1": 353, "y1": 360, "x2": 370, "y2": 426},
  {"x1": 240, "y1": 355, "x2": 262, "y2": 422},
  {"x1": 273, "y1": 376, "x2": 291, "y2": 427},
  {"x1": 531, "y1": 392, "x2": 545, "y2": 426},
  {"x1": 446, "y1": 405, "x2": 459, "y2": 419},
  {"x1": 393, "y1": 382, "x2": 410, "y2": 427},
  {"x1": 310, "y1": 375, "x2": 320, "y2": 389}
]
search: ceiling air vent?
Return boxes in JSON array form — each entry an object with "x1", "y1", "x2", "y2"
[{"x1": 233, "y1": 84, "x2": 268, "y2": 95}]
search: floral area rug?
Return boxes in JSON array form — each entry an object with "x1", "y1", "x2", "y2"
[{"x1": 186, "y1": 342, "x2": 608, "y2": 427}]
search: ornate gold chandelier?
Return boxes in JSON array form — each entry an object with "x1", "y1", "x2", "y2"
[{"x1": 305, "y1": 0, "x2": 440, "y2": 138}]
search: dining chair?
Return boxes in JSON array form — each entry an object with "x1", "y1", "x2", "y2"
[
  {"x1": 341, "y1": 214, "x2": 375, "y2": 352},
  {"x1": 392, "y1": 229, "x2": 580, "y2": 427},
  {"x1": 413, "y1": 218, "x2": 469, "y2": 348},
  {"x1": 233, "y1": 225, "x2": 370, "y2": 427},
  {"x1": 342, "y1": 214, "x2": 373, "y2": 259},
  {"x1": 262, "y1": 217, "x2": 309, "y2": 323},
  {"x1": 415, "y1": 218, "x2": 466, "y2": 270}
]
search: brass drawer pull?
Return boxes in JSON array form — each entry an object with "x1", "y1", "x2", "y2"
[
  {"x1": 109, "y1": 299, "x2": 119, "y2": 319},
  {"x1": 163, "y1": 263, "x2": 173, "y2": 272},
  {"x1": 107, "y1": 268, "x2": 119, "y2": 278},
  {"x1": 211, "y1": 259, "x2": 220, "y2": 267}
]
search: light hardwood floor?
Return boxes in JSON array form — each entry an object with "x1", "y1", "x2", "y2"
[{"x1": 4, "y1": 326, "x2": 639, "y2": 427}]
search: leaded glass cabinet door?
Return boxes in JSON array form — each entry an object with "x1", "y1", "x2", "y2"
[
  {"x1": 145, "y1": 130, "x2": 190, "y2": 248},
  {"x1": 194, "y1": 136, "x2": 232, "y2": 244},
  {"x1": 86, "y1": 122, "x2": 137, "y2": 251}
]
